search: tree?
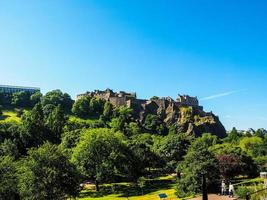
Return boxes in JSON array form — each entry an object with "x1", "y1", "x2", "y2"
[
  {"x1": 72, "y1": 96, "x2": 91, "y2": 118},
  {"x1": 42, "y1": 90, "x2": 73, "y2": 112},
  {"x1": 0, "y1": 156, "x2": 18, "y2": 199},
  {"x1": 150, "y1": 96, "x2": 159, "y2": 100},
  {"x1": 30, "y1": 91, "x2": 42, "y2": 106},
  {"x1": 103, "y1": 101, "x2": 113, "y2": 118},
  {"x1": 210, "y1": 143, "x2": 258, "y2": 178},
  {"x1": 11, "y1": 91, "x2": 31, "y2": 107},
  {"x1": 216, "y1": 154, "x2": 241, "y2": 180},
  {"x1": 89, "y1": 97, "x2": 105, "y2": 115},
  {"x1": 125, "y1": 122, "x2": 141, "y2": 136},
  {"x1": 45, "y1": 105, "x2": 67, "y2": 143},
  {"x1": 176, "y1": 134, "x2": 219, "y2": 197},
  {"x1": 0, "y1": 91, "x2": 12, "y2": 105},
  {"x1": 110, "y1": 106, "x2": 134, "y2": 133},
  {"x1": 239, "y1": 136, "x2": 265, "y2": 157},
  {"x1": 60, "y1": 129, "x2": 82, "y2": 150},
  {"x1": 72, "y1": 128, "x2": 129, "y2": 191},
  {"x1": 144, "y1": 114, "x2": 167, "y2": 135},
  {"x1": 17, "y1": 143, "x2": 80, "y2": 199},
  {"x1": 129, "y1": 134, "x2": 159, "y2": 173},
  {"x1": 156, "y1": 133, "x2": 190, "y2": 172},
  {"x1": 0, "y1": 139, "x2": 20, "y2": 158},
  {"x1": 224, "y1": 127, "x2": 242, "y2": 143},
  {"x1": 20, "y1": 103, "x2": 48, "y2": 148}
]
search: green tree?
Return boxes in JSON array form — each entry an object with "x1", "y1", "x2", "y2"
[
  {"x1": 224, "y1": 127, "x2": 242, "y2": 143},
  {"x1": 103, "y1": 101, "x2": 113, "y2": 118},
  {"x1": 0, "y1": 91, "x2": 12, "y2": 105},
  {"x1": 72, "y1": 96, "x2": 91, "y2": 118},
  {"x1": 156, "y1": 133, "x2": 190, "y2": 172},
  {"x1": 0, "y1": 139, "x2": 20, "y2": 158},
  {"x1": 17, "y1": 143, "x2": 80, "y2": 199},
  {"x1": 30, "y1": 91, "x2": 43, "y2": 106},
  {"x1": 89, "y1": 97, "x2": 105, "y2": 115},
  {"x1": 20, "y1": 103, "x2": 48, "y2": 148},
  {"x1": 176, "y1": 134, "x2": 219, "y2": 197},
  {"x1": 144, "y1": 114, "x2": 167, "y2": 135},
  {"x1": 0, "y1": 156, "x2": 18, "y2": 199},
  {"x1": 239, "y1": 136, "x2": 264, "y2": 157},
  {"x1": 42, "y1": 90, "x2": 73, "y2": 112},
  {"x1": 11, "y1": 91, "x2": 31, "y2": 107},
  {"x1": 72, "y1": 128, "x2": 129, "y2": 191},
  {"x1": 45, "y1": 105, "x2": 67, "y2": 143},
  {"x1": 129, "y1": 133, "x2": 159, "y2": 173}
]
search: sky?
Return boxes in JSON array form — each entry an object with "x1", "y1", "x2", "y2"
[{"x1": 0, "y1": 0, "x2": 267, "y2": 130}]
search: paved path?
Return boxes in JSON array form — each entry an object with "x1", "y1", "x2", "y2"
[{"x1": 189, "y1": 194, "x2": 237, "y2": 200}]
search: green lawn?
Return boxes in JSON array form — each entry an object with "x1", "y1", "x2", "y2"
[
  {"x1": 77, "y1": 175, "x2": 179, "y2": 200},
  {"x1": 0, "y1": 109, "x2": 21, "y2": 123}
]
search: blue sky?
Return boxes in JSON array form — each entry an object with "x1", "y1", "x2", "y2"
[{"x1": 1, "y1": 0, "x2": 267, "y2": 130}]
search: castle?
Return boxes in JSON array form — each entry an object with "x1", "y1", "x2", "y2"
[{"x1": 77, "y1": 89, "x2": 203, "y2": 123}]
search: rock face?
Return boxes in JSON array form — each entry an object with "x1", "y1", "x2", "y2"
[{"x1": 77, "y1": 89, "x2": 227, "y2": 138}]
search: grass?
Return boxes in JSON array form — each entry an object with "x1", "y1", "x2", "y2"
[
  {"x1": 0, "y1": 109, "x2": 21, "y2": 123},
  {"x1": 69, "y1": 115, "x2": 99, "y2": 124},
  {"x1": 77, "y1": 175, "x2": 179, "y2": 200}
]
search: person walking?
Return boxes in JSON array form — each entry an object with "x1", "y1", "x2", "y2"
[
  {"x1": 229, "y1": 182, "x2": 234, "y2": 197},
  {"x1": 221, "y1": 180, "x2": 226, "y2": 195}
]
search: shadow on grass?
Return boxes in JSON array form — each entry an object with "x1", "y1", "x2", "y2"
[
  {"x1": 0, "y1": 115, "x2": 9, "y2": 120},
  {"x1": 79, "y1": 178, "x2": 175, "y2": 198}
]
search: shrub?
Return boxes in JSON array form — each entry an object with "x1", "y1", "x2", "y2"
[{"x1": 235, "y1": 186, "x2": 254, "y2": 199}]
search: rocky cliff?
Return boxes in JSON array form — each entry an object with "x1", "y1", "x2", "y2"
[
  {"x1": 78, "y1": 89, "x2": 227, "y2": 138},
  {"x1": 136, "y1": 99, "x2": 226, "y2": 138}
]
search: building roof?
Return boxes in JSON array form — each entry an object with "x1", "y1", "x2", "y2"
[{"x1": 0, "y1": 84, "x2": 40, "y2": 90}]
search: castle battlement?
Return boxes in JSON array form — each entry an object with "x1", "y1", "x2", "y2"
[{"x1": 77, "y1": 89, "x2": 200, "y2": 109}]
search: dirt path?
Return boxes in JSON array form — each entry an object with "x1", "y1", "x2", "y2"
[{"x1": 189, "y1": 194, "x2": 237, "y2": 200}]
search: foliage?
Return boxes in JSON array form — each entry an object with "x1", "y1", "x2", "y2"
[
  {"x1": 223, "y1": 127, "x2": 243, "y2": 143},
  {"x1": 0, "y1": 156, "x2": 18, "y2": 199},
  {"x1": 30, "y1": 91, "x2": 43, "y2": 105},
  {"x1": 103, "y1": 101, "x2": 113, "y2": 118},
  {"x1": 72, "y1": 96, "x2": 91, "y2": 118},
  {"x1": 239, "y1": 136, "x2": 265, "y2": 157},
  {"x1": 45, "y1": 105, "x2": 67, "y2": 143},
  {"x1": 216, "y1": 154, "x2": 242, "y2": 180},
  {"x1": 155, "y1": 133, "x2": 190, "y2": 172},
  {"x1": 234, "y1": 186, "x2": 254, "y2": 199},
  {"x1": 143, "y1": 114, "x2": 167, "y2": 135},
  {"x1": 42, "y1": 89, "x2": 73, "y2": 112},
  {"x1": 11, "y1": 91, "x2": 31, "y2": 107},
  {"x1": 0, "y1": 139, "x2": 20, "y2": 158},
  {"x1": 72, "y1": 128, "x2": 130, "y2": 191},
  {"x1": 210, "y1": 143, "x2": 259, "y2": 178},
  {"x1": 128, "y1": 134, "x2": 159, "y2": 174},
  {"x1": 20, "y1": 103, "x2": 48, "y2": 148},
  {"x1": 175, "y1": 134, "x2": 220, "y2": 197},
  {"x1": 60, "y1": 129, "x2": 82, "y2": 150},
  {"x1": 17, "y1": 143, "x2": 80, "y2": 199}
]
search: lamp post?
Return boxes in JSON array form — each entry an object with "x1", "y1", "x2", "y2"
[{"x1": 202, "y1": 173, "x2": 208, "y2": 200}]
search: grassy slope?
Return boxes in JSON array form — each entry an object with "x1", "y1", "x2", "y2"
[
  {"x1": 78, "y1": 176, "x2": 179, "y2": 200},
  {"x1": 0, "y1": 108, "x2": 21, "y2": 123}
]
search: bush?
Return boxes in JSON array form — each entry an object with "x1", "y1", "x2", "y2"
[{"x1": 235, "y1": 186, "x2": 254, "y2": 199}]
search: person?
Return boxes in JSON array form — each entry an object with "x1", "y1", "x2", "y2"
[
  {"x1": 221, "y1": 180, "x2": 226, "y2": 195},
  {"x1": 229, "y1": 182, "x2": 234, "y2": 197}
]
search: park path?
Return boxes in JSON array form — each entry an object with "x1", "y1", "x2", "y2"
[{"x1": 189, "y1": 194, "x2": 238, "y2": 200}]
